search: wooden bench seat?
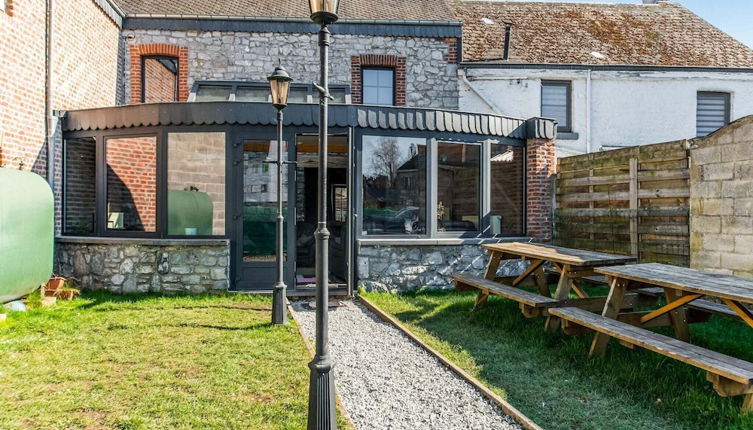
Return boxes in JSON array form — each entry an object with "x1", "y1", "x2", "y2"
[
  {"x1": 549, "y1": 306, "x2": 753, "y2": 407},
  {"x1": 450, "y1": 274, "x2": 557, "y2": 308}
]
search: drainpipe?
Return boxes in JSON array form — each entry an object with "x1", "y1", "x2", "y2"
[
  {"x1": 585, "y1": 68, "x2": 592, "y2": 153},
  {"x1": 44, "y1": 0, "x2": 54, "y2": 184},
  {"x1": 459, "y1": 68, "x2": 503, "y2": 115}
]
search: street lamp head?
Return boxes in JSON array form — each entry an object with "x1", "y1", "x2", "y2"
[
  {"x1": 308, "y1": 0, "x2": 340, "y2": 26},
  {"x1": 267, "y1": 64, "x2": 293, "y2": 109}
]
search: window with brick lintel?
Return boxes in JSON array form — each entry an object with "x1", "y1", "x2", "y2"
[
  {"x1": 351, "y1": 54, "x2": 406, "y2": 106},
  {"x1": 129, "y1": 44, "x2": 189, "y2": 104}
]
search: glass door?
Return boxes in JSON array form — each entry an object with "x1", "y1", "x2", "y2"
[{"x1": 235, "y1": 138, "x2": 294, "y2": 291}]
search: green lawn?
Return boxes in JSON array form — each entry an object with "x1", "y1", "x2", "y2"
[
  {"x1": 362, "y1": 289, "x2": 753, "y2": 430},
  {"x1": 0, "y1": 292, "x2": 350, "y2": 430}
]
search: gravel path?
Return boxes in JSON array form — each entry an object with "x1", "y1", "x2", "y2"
[{"x1": 291, "y1": 300, "x2": 521, "y2": 430}]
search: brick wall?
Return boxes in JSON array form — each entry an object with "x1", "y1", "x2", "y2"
[
  {"x1": 106, "y1": 136, "x2": 157, "y2": 232},
  {"x1": 690, "y1": 116, "x2": 753, "y2": 278},
  {"x1": 129, "y1": 43, "x2": 189, "y2": 103},
  {"x1": 526, "y1": 138, "x2": 556, "y2": 242},
  {"x1": 0, "y1": 0, "x2": 119, "y2": 173}
]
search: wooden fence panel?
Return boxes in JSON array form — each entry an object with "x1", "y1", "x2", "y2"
[{"x1": 554, "y1": 140, "x2": 690, "y2": 266}]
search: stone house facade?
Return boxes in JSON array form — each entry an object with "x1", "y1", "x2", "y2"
[{"x1": 4, "y1": 0, "x2": 558, "y2": 295}]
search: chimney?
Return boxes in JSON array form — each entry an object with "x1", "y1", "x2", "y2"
[{"x1": 502, "y1": 22, "x2": 512, "y2": 61}]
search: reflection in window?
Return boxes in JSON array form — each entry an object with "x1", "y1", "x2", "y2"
[
  {"x1": 243, "y1": 140, "x2": 288, "y2": 262},
  {"x1": 167, "y1": 132, "x2": 226, "y2": 236},
  {"x1": 437, "y1": 142, "x2": 480, "y2": 232},
  {"x1": 195, "y1": 85, "x2": 232, "y2": 101},
  {"x1": 362, "y1": 136, "x2": 426, "y2": 235},
  {"x1": 64, "y1": 137, "x2": 96, "y2": 235},
  {"x1": 106, "y1": 136, "x2": 157, "y2": 232},
  {"x1": 490, "y1": 144, "x2": 525, "y2": 236},
  {"x1": 142, "y1": 57, "x2": 178, "y2": 103},
  {"x1": 235, "y1": 86, "x2": 269, "y2": 102},
  {"x1": 333, "y1": 185, "x2": 347, "y2": 224}
]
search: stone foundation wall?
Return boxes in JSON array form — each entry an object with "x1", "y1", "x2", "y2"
[
  {"x1": 357, "y1": 244, "x2": 526, "y2": 292},
  {"x1": 56, "y1": 239, "x2": 230, "y2": 294}
]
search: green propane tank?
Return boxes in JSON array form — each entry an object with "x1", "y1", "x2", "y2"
[
  {"x1": 0, "y1": 168, "x2": 54, "y2": 303},
  {"x1": 167, "y1": 190, "x2": 214, "y2": 236}
]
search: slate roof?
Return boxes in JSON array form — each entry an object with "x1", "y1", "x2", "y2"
[
  {"x1": 453, "y1": 1, "x2": 753, "y2": 68},
  {"x1": 112, "y1": 0, "x2": 455, "y2": 21}
]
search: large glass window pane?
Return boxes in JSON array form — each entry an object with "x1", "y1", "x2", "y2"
[
  {"x1": 195, "y1": 85, "x2": 232, "y2": 101},
  {"x1": 142, "y1": 57, "x2": 178, "y2": 103},
  {"x1": 106, "y1": 136, "x2": 157, "y2": 232},
  {"x1": 362, "y1": 136, "x2": 426, "y2": 235},
  {"x1": 362, "y1": 68, "x2": 394, "y2": 106},
  {"x1": 64, "y1": 137, "x2": 96, "y2": 235},
  {"x1": 437, "y1": 142, "x2": 481, "y2": 232},
  {"x1": 243, "y1": 140, "x2": 288, "y2": 262},
  {"x1": 167, "y1": 132, "x2": 226, "y2": 236},
  {"x1": 490, "y1": 144, "x2": 525, "y2": 236}
]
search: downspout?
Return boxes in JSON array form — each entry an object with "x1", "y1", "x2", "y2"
[
  {"x1": 44, "y1": 0, "x2": 54, "y2": 183},
  {"x1": 459, "y1": 68, "x2": 503, "y2": 115},
  {"x1": 585, "y1": 68, "x2": 592, "y2": 153}
]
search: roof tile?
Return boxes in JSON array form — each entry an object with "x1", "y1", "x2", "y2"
[{"x1": 452, "y1": 1, "x2": 753, "y2": 68}]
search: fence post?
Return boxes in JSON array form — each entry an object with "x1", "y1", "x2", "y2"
[{"x1": 629, "y1": 157, "x2": 639, "y2": 258}]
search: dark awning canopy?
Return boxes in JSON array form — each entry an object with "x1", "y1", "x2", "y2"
[{"x1": 63, "y1": 102, "x2": 556, "y2": 140}]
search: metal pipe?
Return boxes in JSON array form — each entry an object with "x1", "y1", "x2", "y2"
[
  {"x1": 502, "y1": 23, "x2": 512, "y2": 61},
  {"x1": 45, "y1": 0, "x2": 54, "y2": 182},
  {"x1": 271, "y1": 108, "x2": 288, "y2": 325},
  {"x1": 307, "y1": 24, "x2": 338, "y2": 430}
]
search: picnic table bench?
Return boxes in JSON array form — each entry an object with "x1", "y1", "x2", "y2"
[
  {"x1": 552, "y1": 263, "x2": 753, "y2": 411},
  {"x1": 452, "y1": 242, "x2": 638, "y2": 328}
]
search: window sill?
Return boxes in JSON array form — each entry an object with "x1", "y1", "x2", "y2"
[
  {"x1": 357, "y1": 236, "x2": 531, "y2": 247},
  {"x1": 56, "y1": 236, "x2": 229, "y2": 247},
  {"x1": 557, "y1": 132, "x2": 579, "y2": 140}
]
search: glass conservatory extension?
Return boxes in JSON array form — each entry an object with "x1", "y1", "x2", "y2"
[{"x1": 60, "y1": 102, "x2": 555, "y2": 294}]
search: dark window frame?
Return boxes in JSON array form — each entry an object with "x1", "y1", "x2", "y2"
[
  {"x1": 140, "y1": 55, "x2": 180, "y2": 103},
  {"x1": 361, "y1": 67, "x2": 396, "y2": 106},
  {"x1": 696, "y1": 91, "x2": 731, "y2": 137},
  {"x1": 189, "y1": 81, "x2": 351, "y2": 104},
  {"x1": 541, "y1": 80, "x2": 572, "y2": 133}
]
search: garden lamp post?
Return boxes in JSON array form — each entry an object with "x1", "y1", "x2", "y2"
[
  {"x1": 267, "y1": 65, "x2": 293, "y2": 326},
  {"x1": 306, "y1": 0, "x2": 340, "y2": 429}
]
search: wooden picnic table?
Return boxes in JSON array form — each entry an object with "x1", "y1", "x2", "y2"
[
  {"x1": 550, "y1": 262, "x2": 753, "y2": 410},
  {"x1": 590, "y1": 263, "x2": 753, "y2": 354},
  {"x1": 479, "y1": 242, "x2": 636, "y2": 329}
]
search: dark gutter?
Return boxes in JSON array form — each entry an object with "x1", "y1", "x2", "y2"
[
  {"x1": 460, "y1": 62, "x2": 753, "y2": 74},
  {"x1": 123, "y1": 17, "x2": 462, "y2": 38}
]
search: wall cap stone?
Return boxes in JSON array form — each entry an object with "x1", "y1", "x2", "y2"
[
  {"x1": 56, "y1": 236, "x2": 229, "y2": 247},
  {"x1": 357, "y1": 237, "x2": 531, "y2": 247}
]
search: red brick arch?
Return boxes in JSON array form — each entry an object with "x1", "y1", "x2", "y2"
[
  {"x1": 351, "y1": 54, "x2": 406, "y2": 106},
  {"x1": 129, "y1": 43, "x2": 189, "y2": 104}
]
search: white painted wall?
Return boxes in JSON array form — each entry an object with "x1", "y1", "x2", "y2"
[{"x1": 459, "y1": 67, "x2": 753, "y2": 156}]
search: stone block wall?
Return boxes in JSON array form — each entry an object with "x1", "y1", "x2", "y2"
[
  {"x1": 56, "y1": 239, "x2": 230, "y2": 294},
  {"x1": 357, "y1": 244, "x2": 526, "y2": 292},
  {"x1": 124, "y1": 31, "x2": 459, "y2": 109},
  {"x1": 690, "y1": 116, "x2": 753, "y2": 278}
]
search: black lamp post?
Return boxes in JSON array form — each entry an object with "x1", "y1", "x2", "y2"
[
  {"x1": 267, "y1": 65, "x2": 293, "y2": 326},
  {"x1": 307, "y1": 0, "x2": 340, "y2": 429}
]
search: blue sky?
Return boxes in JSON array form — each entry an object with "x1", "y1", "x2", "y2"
[{"x1": 502, "y1": 1, "x2": 753, "y2": 48}]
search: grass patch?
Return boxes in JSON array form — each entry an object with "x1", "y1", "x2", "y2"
[
  {"x1": 362, "y1": 289, "x2": 753, "y2": 430},
  {"x1": 0, "y1": 292, "x2": 350, "y2": 430}
]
